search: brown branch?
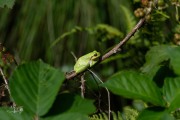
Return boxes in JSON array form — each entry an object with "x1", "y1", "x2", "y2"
[
  {"x1": 66, "y1": 71, "x2": 77, "y2": 80},
  {"x1": 101, "y1": 18, "x2": 145, "y2": 61},
  {"x1": 65, "y1": 4, "x2": 153, "y2": 80}
]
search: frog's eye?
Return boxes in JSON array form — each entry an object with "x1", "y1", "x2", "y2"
[{"x1": 94, "y1": 53, "x2": 97, "y2": 56}]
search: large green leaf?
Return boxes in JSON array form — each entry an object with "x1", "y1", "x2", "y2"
[
  {"x1": 138, "y1": 107, "x2": 175, "y2": 120},
  {"x1": 0, "y1": 0, "x2": 15, "y2": 8},
  {"x1": 163, "y1": 77, "x2": 180, "y2": 112},
  {"x1": 141, "y1": 45, "x2": 180, "y2": 76},
  {"x1": 9, "y1": 60, "x2": 65, "y2": 116},
  {"x1": 45, "y1": 93, "x2": 96, "y2": 117},
  {"x1": 102, "y1": 71, "x2": 165, "y2": 106},
  {"x1": 0, "y1": 107, "x2": 32, "y2": 120},
  {"x1": 42, "y1": 113, "x2": 88, "y2": 120}
]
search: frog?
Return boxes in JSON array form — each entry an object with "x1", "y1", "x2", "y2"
[{"x1": 74, "y1": 50, "x2": 101, "y2": 74}]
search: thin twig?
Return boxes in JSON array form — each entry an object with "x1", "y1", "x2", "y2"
[
  {"x1": 71, "y1": 51, "x2": 78, "y2": 61},
  {"x1": 80, "y1": 73, "x2": 85, "y2": 98},
  {"x1": 90, "y1": 72, "x2": 102, "y2": 112},
  {"x1": 0, "y1": 67, "x2": 11, "y2": 95},
  {"x1": 102, "y1": 4, "x2": 152, "y2": 61},
  {"x1": 88, "y1": 69, "x2": 111, "y2": 120},
  {"x1": 101, "y1": 18, "x2": 145, "y2": 60}
]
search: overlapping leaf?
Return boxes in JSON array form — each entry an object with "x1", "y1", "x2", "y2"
[
  {"x1": 163, "y1": 77, "x2": 180, "y2": 111},
  {"x1": 141, "y1": 45, "x2": 180, "y2": 76},
  {"x1": 9, "y1": 60, "x2": 65, "y2": 116},
  {"x1": 45, "y1": 93, "x2": 96, "y2": 117},
  {"x1": 138, "y1": 108, "x2": 175, "y2": 120},
  {"x1": 102, "y1": 71, "x2": 165, "y2": 106}
]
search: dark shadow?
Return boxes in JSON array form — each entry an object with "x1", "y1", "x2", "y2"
[
  {"x1": 43, "y1": 92, "x2": 75, "y2": 117},
  {"x1": 153, "y1": 65, "x2": 176, "y2": 88}
]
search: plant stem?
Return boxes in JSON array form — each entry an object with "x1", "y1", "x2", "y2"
[
  {"x1": 80, "y1": 73, "x2": 85, "y2": 98},
  {"x1": 0, "y1": 67, "x2": 11, "y2": 95},
  {"x1": 88, "y1": 69, "x2": 111, "y2": 120}
]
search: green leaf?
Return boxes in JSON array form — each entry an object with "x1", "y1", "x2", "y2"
[
  {"x1": 119, "y1": 4, "x2": 140, "y2": 45},
  {"x1": 95, "y1": 24, "x2": 124, "y2": 42},
  {"x1": 163, "y1": 77, "x2": 180, "y2": 111},
  {"x1": 121, "y1": 6, "x2": 135, "y2": 33},
  {"x1": 141, "y1": 45, "x2": 180, "y2": 76},
  {"x1": 119, "y1": 4, "x2": 136, "y2": 33},
  {"x1": 45, "y1": 93, "x2": 96, "y2": 117},
  {"x1": 141, "y1": 45, "x2": 169, "y2": 76},
  {"x1": 9, "y1": 60, "x2": 65, "y2": 116},
  {"x1": 102, "y1": 71, "x2": 165, "y2": 106},
  {"x1": 0, "y1": 0, "x2": 15, "y2": 8},
  {"x1": 42, "y1": 113, "x2": 88, "y2": 120},
  {"x1": 0, "y1": 107, "x2": 32, "y2": 120},
  {"x1": 138, "y1": 107, "x2": 175, "y2": 120},
  {"x1": 58, "y1": 93, "x2": 95, "y2": 114},
  {"x1": 50, "y1": 26, "x2": 82, "y2": 47}
]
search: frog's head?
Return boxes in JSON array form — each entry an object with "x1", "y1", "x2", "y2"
[{"x1": 91, "y1": 50, "x2": 101, "y2": 60}]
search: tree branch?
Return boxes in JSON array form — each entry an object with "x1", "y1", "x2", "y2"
[
  {"x1": 65, "y1": 4, "x2": 153, "y2": 80},
  {"x1": 101, "y1": 18, "x2": 145, "y2": 61}
]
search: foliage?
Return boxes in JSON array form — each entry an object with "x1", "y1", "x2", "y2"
[
  {"x1": 141, "y1": 45, "x2": 180, "y2": 77},
  {"x1": 0, "y1": 60, "x2": 95, "y2": 119},
  {"x1": 102, "y1": 45, "x2": 180, "y2": 119},
  {"x1": 138, "y1": 107, "x2": 175, "y2": 120},
  {"x1": 51, "y1": 24, "x2": 124, "y2": 48},
  {"x1": 9, "y1": 60, "x2": 65, "y2": 116},
  {"x1": 122, "y1": 106, "x2": 139, "y2": 120},
  {"x1": 102, "y1": 70, "x2": 165, "y2": 106},
  {"x1": 90, "y1": 107, "x2": 138, "y2": 120},
  {"x1": 0, "y1": 0, "x2": 180, "y2": 120},
  {"x1": 0, "y1": 0, "x2": 15, "y2": 9}
]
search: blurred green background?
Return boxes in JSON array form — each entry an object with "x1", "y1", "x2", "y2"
[
  {"x1": 0, "y1": 0, "x2": 134, "y2": 66},
  {"x1": 0, "y1": 0, "x2": 178, "y2": 75}
]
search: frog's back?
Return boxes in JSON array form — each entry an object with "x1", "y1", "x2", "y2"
[{"x1": 74, "y1": 58, "x2": 90, "y2": 73}]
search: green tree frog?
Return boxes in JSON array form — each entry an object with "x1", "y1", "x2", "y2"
[{"x1": 74, "y1": 50, "x2": 101, "y2": 73}]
